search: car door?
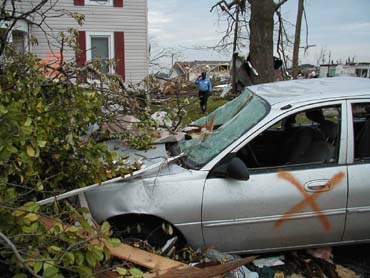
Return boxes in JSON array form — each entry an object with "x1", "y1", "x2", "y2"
[
  {"x1": 202, "y1": 102, "x2": 348, "y2": 253},
  {"x1": 343, "y1": 100, "x2": 370, "y2": 241}
]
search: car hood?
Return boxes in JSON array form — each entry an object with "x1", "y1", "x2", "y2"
[{"x1": 105, "y1": 139, "x2": 187, "y2": 179}]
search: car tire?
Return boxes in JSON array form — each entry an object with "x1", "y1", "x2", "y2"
[{"x1": 109, "y1": 217, "x2": 184, "y2": 251}]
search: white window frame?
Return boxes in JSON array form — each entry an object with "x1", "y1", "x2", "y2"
[
  {"x1": 0, "y1": 19, "x2": 29, "y2": 51},
  {"x1": 86, "y1": 31, "x2": 115, "y2": 74},
  {"x1": 85, "y1": 0, "x2": 113, "y2": 6}
]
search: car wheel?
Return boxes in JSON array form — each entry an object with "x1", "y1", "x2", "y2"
[{"x1": 109, "y1": 217, "x2": 184, "y2": 252}]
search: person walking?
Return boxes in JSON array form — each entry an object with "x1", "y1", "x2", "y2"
[{"x1": 195, "y1": 72, "x2": 212, "y2": 113}]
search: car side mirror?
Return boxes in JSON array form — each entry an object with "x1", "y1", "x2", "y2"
[{"x1": 227, "y1": 157, "x2": 250, "y2": 181}]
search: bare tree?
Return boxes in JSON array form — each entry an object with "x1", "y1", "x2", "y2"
[
  {"x1": 276, "y1": 8, "x2": 294, "y2": 79},
  {"x1": 211, "y1": 0, "x2": 290, "y2": 86},
  {"x1": 292, "y1": 0, "x2": 304, "y2": 78},
  {"x1": 316, "y1": 46, "x2": 328, "y2": 65},
  {"x1": 148, "y1": 38, "x2": 181, "y2": 73},
  {"x1": 210, "y1": 0, "x2": 248, "y2": 92}
]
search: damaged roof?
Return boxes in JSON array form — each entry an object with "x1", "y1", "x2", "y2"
[{"x1": 173, "y1": 60, "x2": 229, "y2": 74}]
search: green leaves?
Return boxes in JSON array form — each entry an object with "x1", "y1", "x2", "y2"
[
  {"x1": 115, "y1": 267, "x2": 127, "y2": 275},
  {"x1": 43, "y1": 266, "x2": 62, "y2": 278},
  {"x1": 85, "y1": 247, "x2": 104, "y2": 268},
  {"x1": 23, "y1": 213, "x2": 40, "y2": 223},
  {"x1": 13, "y1": 274, "x2": 27, "y2": 278},
  {"x1": 75, "y1": 251, "x2": 84, "y2": 266},
  {"x1": 6, "y1": 145, "x2": 18, "y2": 153},
  {"x1": 33, "y1": 261, "x2": 43, "y2": 274},
  {"x1": 0, "y1": 104, "x2": 8, "y2": 114},
  {"x1": 1, "y1": 32, "x2": 154, "y2": 278},
  {"x1": 77, "y1": 265, "x2": 93, "y2": 277},
  {"x1": 101, "y1": 221, "x2": 111, "y2": 236},
  {"x1": 106, "y1": 237, "x2": 121, "y2": 248},
  {"x1": 24, "y1": 117, "x2": 32, "y2": 127},
  {"x1": 37, "y1": 140, "x2": 47, "y2": 148},
  {"x1": 62, "y1": 252, "x2": 75, "y2": 266},
  {"x1": 85, "y1": 250, "x2": 97, "y2": 267},
  {"x1": 129, "y1": 267, "x2": 144, "y2": 277},
  {"x1": 26, "y1": 145, "x2": 36, "y2": 157}
]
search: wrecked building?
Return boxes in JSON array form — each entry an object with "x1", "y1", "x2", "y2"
[
  {"x1": 170, "y1": 60, "x2": 230, "y2": 82},
  {"x1": 320, "y1": 63, "x2": 370, "y2": 78}
]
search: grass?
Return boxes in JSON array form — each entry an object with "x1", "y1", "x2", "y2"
[
  {"x1": 184, "y1": 97, "x2": 229, "y2": 124},
  {"x1": 151, "y1": 96, "x2": 229, "y2": 128}
]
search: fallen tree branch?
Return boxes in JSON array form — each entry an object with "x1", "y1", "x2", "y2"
[
  {"x1": 0, "y1": 232, "x2": 43, "y2": 278},
  {"x1": 39, "y1": 216, "x2": 190, "y2": 271},
  {"x1": 39, "y1": 216, "x2": 257, "y2": 278},
  {"x1": 37, "y1": 153, "x2": 184, "y2": 205}
]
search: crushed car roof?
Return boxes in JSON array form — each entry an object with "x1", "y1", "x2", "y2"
[{"x1": 249, "y1": 77, "x2": 370, "y2": 106}]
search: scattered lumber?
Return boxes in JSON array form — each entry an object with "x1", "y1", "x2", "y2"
[
  {"x1": 146, "y1": 256, "x2": 257, "y2": 278},
  {"x1": 39, "y1": 216, "x2": 256, "y2": 278}
]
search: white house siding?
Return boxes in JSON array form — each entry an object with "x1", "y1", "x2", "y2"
[{"x1": 23, "y1": 0, "x2": 148, "y2": 83}]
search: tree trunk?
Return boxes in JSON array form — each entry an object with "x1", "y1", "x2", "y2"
[
  {"x1": 231, "y1": 6, "x2": 240, "y2": 93},
  {"x1": 292, "y1": 0, "x2": 304, "y2": 78},
  {"x1": 249, "y1": 0, "x2": 275, "y2": 84}
]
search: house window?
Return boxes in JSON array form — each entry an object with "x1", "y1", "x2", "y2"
[
  {"x1": 77, "y1": 31, "x2": 125, "y2": 79},
  {"x1": 74, "y1": 0, "x2": 122, "y2": 7},
  {"x1": 86, "y1": 32, "x2": 114, "y2": 74},
  {"x1": 86, "y1": 0, "x2": 113, "y2": 6},
  {"x1": 0, "y1": 28, "x2": 27, "y2": 53},
  {"x1": 12, "y1": 30, "x2": 26, "y2": 54},
  {"x1": 356, "y1": 69, "x2": 369, "y2": 78}
]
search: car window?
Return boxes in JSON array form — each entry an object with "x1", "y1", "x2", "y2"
[
  {"x1": 352, "y1": 103, "x2": 370, "y2": 161},
  {"x1": 237, "y1": 105, "x2": 341, "y2": 169}
]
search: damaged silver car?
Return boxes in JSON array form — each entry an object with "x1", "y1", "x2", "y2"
[{"x1": 85, "y1": 77, "x2": 370, "y2": 253}]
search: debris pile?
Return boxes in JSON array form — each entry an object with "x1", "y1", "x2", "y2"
[
  {"x1": 145, "y1": 75, "x2": 198, "y2": 99},
  {"x1": 90, "y1": 228, "x2": 364, "y2": 278},
  {"x1": 192, "y1": 247, "x2": 361, "y2": 278}
]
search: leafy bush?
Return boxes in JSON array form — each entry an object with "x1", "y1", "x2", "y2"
[{"x1": 0, "y1": 47, "x2": 144, "y2": 277}]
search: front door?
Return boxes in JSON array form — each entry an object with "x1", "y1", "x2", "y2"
[{"x1": 202, "y1": 102, "x2": 348, "y2": 253}]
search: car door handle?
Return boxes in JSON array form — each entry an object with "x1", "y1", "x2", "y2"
[{"x1": 304, "y1": 180, "x2": 331, "y2": 192}]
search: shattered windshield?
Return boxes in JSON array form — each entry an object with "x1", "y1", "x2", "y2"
[
  {"x1": 179, "y1": 89, "x2": 269, "y2": 168},
  {"x1": 191, "y1": 89, "x2": 257, "y2": 127}
]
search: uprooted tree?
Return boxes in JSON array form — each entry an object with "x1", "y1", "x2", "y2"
[{"x1": 0, "y1": 2, "x2": 153, "y2": 277}]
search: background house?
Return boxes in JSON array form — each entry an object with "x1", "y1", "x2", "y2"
[
  {"x1": 320, "y1": 63, "x2": 370, "y2": 78},
  {"x1": 170, "y1": 60, "x2": 230, "y2": 82},
  {"x1": 1, "y1": 0, "x2": 148, "y2": 83}
]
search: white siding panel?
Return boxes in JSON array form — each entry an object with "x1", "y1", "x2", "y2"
[{"x1": 25, "y1": 0, "x2": 148, "y2": 83}]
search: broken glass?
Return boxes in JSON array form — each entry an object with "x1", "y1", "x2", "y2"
[
  {"x1": 179, "y1": 89, "x2": 269, "y2": 168},
  {"x1": 192, "y1": 89, "x2": 257, "y2": 127}
]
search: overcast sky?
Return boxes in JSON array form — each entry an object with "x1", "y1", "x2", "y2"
[{"x1": 148, "y1": 0, "x2": 370, "y2": 70}]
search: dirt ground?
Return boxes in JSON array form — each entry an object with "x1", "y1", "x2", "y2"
[{"x1": 333, "y1": 243, "x2": 370, "y2": 277}]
